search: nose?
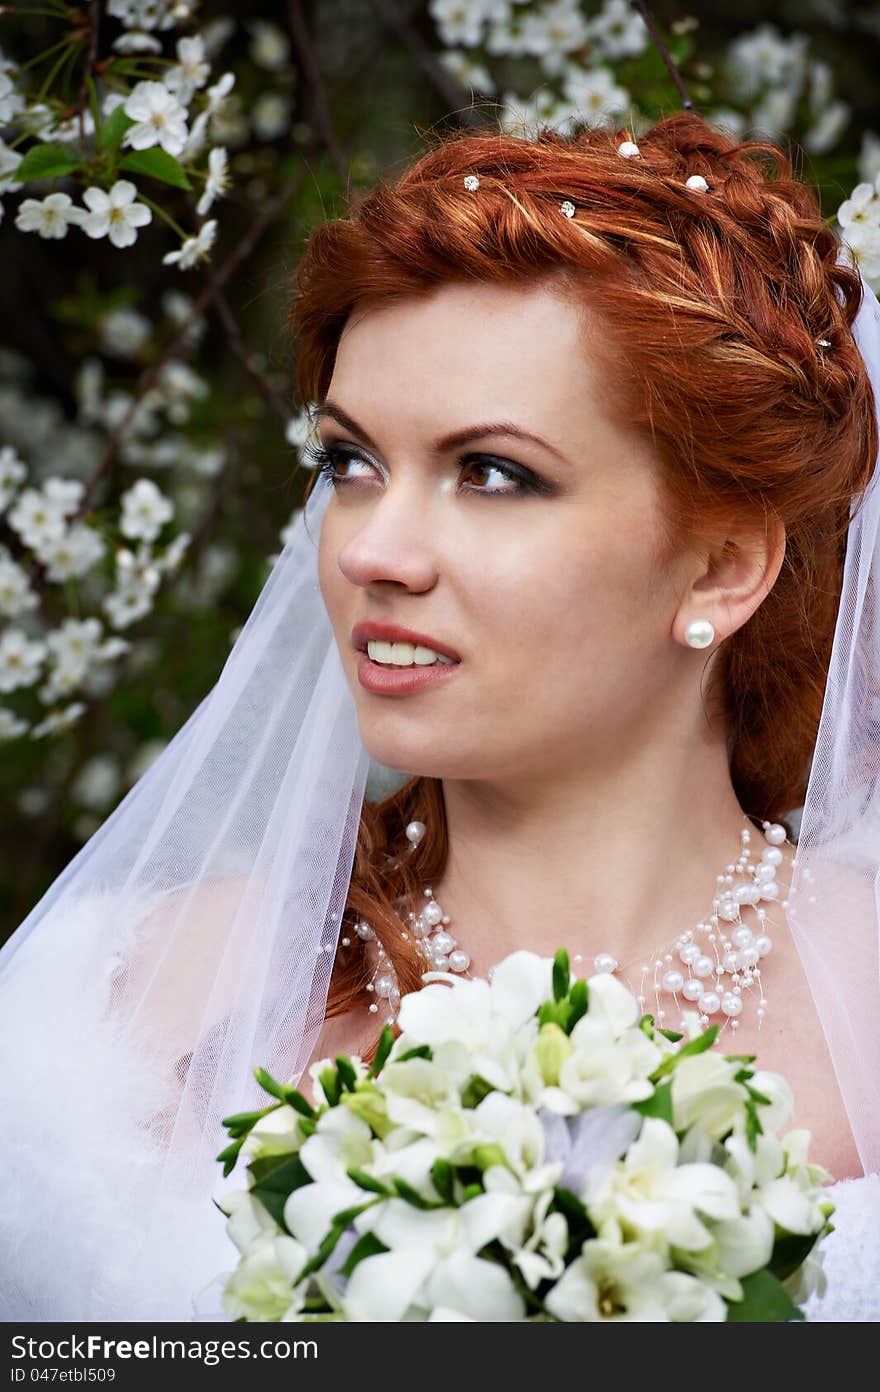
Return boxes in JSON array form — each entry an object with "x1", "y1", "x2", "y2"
[{"x1": 335, "y1": 481, "x2": 440, "y2": 593}]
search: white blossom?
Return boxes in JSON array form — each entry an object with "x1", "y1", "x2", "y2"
[
  {"x1": 803, "y1": 100, "x2": 850, "y2": 154},
  {"x1": 248, "y1": 20, "x2": 291, "y2": 72},
  {"x1": 205, "y1": 71, "x2": 235, "y2": 115},
  {"x1": 43, "y1": 477, "x2": 86, "y2": 517},
  {"x1": 561, "y1": 65, "x2": 630, "y2": 126},
  {"x1": 15, "y1": 193, "x2": 84, "y2": 241},
  {"x1": 120, "y1": 478, "x2": 174, "y2": 543},
  {"x1": 726, "y1": 24, "x2": 809, "y2": 103},
  {"x1": 438, "y1": 50, "x2": 496, "y2": 95},
  {"x1": 165, "y1": 34, "x2": 211, "y2": 105},
  {"x1": 520, "y1": 1, "x2": 590, "y2": 74},
  {"x1": 76, "y1": 180, "x2": 153, "y2": 249},
  {"x1": 99, "y1": 307, "x2": 152, "y2": 359},
  {"x1": 429, "y1": 0, "x2": 488, "y2": 48},
  {"x1": 30, "y1": 702, "x2": 87, "y2": 739},
  {"x1": 6, "y1": 487, "x2": 68, "y2": 550},
  {"x1": 154, "y1": 359, "x2": 210, "y2": 424},
  {"x1": 750, "y1": 85, "x2": 800, "y2": 138},
  {"x1": 0, "y1": 628, "x2": 47, "y2": 693},
  {"x1": 586, "y1": 0, "x2": 648, "y2": 61},
  {"x1": 252, "y1": 93, "x2": 291, "y2": 142},
  {"x1": 0, "y1": 71, "x2": 24, "y2": 124},
  {"x1": 113, "y1": 30, "x2": 163, "y2": 55},
  {"x1": 161, "y1": 218, "x2": 217, "y2": 269},
  {"x1": 0, "y1": 445, "x2": 27, "y2": 513},
  {"x1": 123, "y1": 81, "x2": 189, "y2": 156},
  {"x1": 72, "y1": 753, "x2": 122, "y2": 811},
  {"x1": 196, "y1": 146, "x2": 230, "y2": 216},
  {"x1": 859, "y1": 131, "x2": 880, "y2": 185},
  {"x1": 0, "y1": 138, "x2": 23, "y2": 193},
  {"x1": 37, "y1": 524, "x2": 107, "y2": 582},
  {"x1": 0, "y1": 708, "x2": 29, "y2": 741},
  {"x1": 15, "y1": 103, "x2": 55, "y2": 138},
  {"x1": 102, "y1": 582, "x2": 157, "y2": 629},
  {"x1": 0, "y1": 552, "x2": 38, "y2": 617}
]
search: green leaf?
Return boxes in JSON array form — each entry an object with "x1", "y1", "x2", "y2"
[
  {"x1": 253, "y1": 1066, "x2": 287, "y2": 1101},
  {"x1": 633, "y1": 1081, "x2": 673, "y2": 1125},
  {"x1": 566, "y1": 978, "x2": 589, "y2": 1032},
  {"x1": 369, "y1": 1027, "x2": 395, "y2": 1077},
  {"x1": 294, "y1": 1222, "x2": 349, "y2": 1285},
  {"x1": 248, "y1": 1152, "x2": 310, "y2": 1187},
  {"x1": 97, "y1": 104, "x2": 135, "y2": 152},
  {"x1": 336, "y1": 1055, "x2": 358, "y2": 1091},
  {"x1": 461, "y1": 1074, "x2": 498, "y2": 1109},
  {"x1": 724, "y1": 1268, "x2": 805, "y2": 1322},
  {"x1": 769, "y1": 1232, "x2": 820, "y2": 1283},
  {"x1": 279, "y1": 1086, "x2": 316, "y2": 1119},
  {"x1": 651, "y1": 1026, "x2": 719, "y2": 1080},
  {"x1": 744, "y1": 1097, "x2": 764, "y2": 1153},
  {"x1": 337, "y1": 1231, "x2": 389, "y2": 1278},
  {"x1": 552, "y1": 948, "x2": 570, "y2": 1002},
  {"x1": 119, "y1": 148, "x2": 192, "y2": 190},
  {"x1": 393, "y1": 1177, "x2": 444, "y2": 1209},
  {"x1": 250, "y1": 1153, "x2": 313, "y2": 1226},
  {"x1": 319, "y1": 1065, "x2": 342, "y2": 1107},
  {"x1": 221, "y1": 1105, "x2": 278, "y2": 1139},
  {"x1": 346, "y1": 1167, "x2": 393, "y2": 1196},
  {"x1": 396, "y1": 1044, "x2": 433, "y2": 1062},
  {"x1": 18, "y1": 143, "x2": 80, "y2": 181},
  {"x1": 659, "y1": 1028, "x2": 684, "y2": 1042},
  {"x1": 430, "y1": 1158, "x2": 455, "y2": 1204},
  {"x1": 215, "y1": 1137, "x2": 243, "y2": 1177}
]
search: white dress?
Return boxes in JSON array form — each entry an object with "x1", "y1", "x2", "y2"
[{"x1": 800, "y1": 1174, "x2": 880, "y2": 1320}]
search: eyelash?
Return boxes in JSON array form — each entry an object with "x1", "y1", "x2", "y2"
[{"x1": 302, "y1": 441, "x2": 547, "y2": 498}]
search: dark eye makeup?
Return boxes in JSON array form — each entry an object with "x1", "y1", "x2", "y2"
[{"x1": 302, "y1": 440, "x2": 555, "y2": 498}]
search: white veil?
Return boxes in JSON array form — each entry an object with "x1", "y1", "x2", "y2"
[{"x1": 1, "y1": 271, "x2": 879, "y2": 1321}]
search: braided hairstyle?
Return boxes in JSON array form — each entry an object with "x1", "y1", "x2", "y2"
[{"x1": 289, "y1": 112, "x2": 878, "y2": 1053}]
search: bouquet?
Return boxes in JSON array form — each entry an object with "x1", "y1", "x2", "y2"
[{"x1": 211, "y1": 948, "x2": 835, "y2": 1322}]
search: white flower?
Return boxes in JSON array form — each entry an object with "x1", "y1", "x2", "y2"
[
  {"x1": 15, "y1": 193, "x2": 84, "y2": 241},
  {"x1": 181, "y1": 109, "x2": 210, "y2": 162},
  {"x1": 437, "y1": 50, "x2": 496, "y2": 95},
  {"x1": 205, "y1": 70, "x2": 235, "y2": 115},
  {"x1": 71, "y1": 753, "x2": 121, "y2": 811},
  {"x1": 123, "y1": 81, "x2": 189, "y2": 156},
  {"x1": 588, "y1": 1117, "x2": 741, "y2": 1252},
  {"x1": 101, "y1": 583, "x2": 156, "y2": 629},
  {"x1": 670, "y1": 1051, "x2": 750, "y2": 1140},
  {"x1": 30, "y1": 702, "x2": 86, "y2": 739},
  {"x1": 0, "y1": 708, "x2": 29, "y2": 741},
  {"x1": 154, "y1": 360, "x2": 210, "y2": 422},
  {"x1": 0, "y1": 137, "x2": 23, "y2": 193},
  {"x1": 248, "y1": 19, "x2": 291, "y2": 71},
  {"x1": 120, "y1": 478, "x2": 174, "y2": 542},
  {"x1": 37, "y1": 524, "x2": 106, "y2": 582},
  {"x1": 0, "y1": 627, "x2": 48, "y2": 693},
  {"x1": 112, "y1": 31, "x2": 163, "y2": 55},
  {"x1": 161, "y1": 218, "x2": 217, "y2": 269},
  {"x1": 196, "y1": 146, "x2": 229, "y2": 216},
  {"x1": 222, "y1": 1234, "x2": 310, "y2": 1322},
  {"x1": 837, "y1": 181, "x2": 880, "y2": 229},
  {"x1": 0, "y1": 71, "x2": 24, "y2": 124},
  {"x1": 429, "y1": 0, "x2": 488, "y2": 48},
  {"x1": 6, "y1": 487, "x2": 68, "y2": 549},
  {"x1": 586, "y1": 0, "x2": 648, "y2": 61},
  {"x1": 164, "y1": 34, "x2": 210, "y2": 104},
  {"x1": 0, "y1": 552, "x2": 38, "y2": 617},
  {"x1": 726, "y1": 24, "x2": 808, "y2": 103},
  {"x1": 76, "y1": 180, "x2": 153, "y2": 249},
  {"x1": 545, "y1": 1236, "x2": 725, "y2": 1321},
  {"x1": 252, "y1": 93, "x2": 291, "y2": 142},
  {"x1": 858, "y1": 130, "x2": 880, "y2": 185},
  {"x1": 804, "y1": 99, "x2": 850, "y2": 154},
  {"x1": 99, "y1": 307, "x2": 152, "y2": 358},
  {"x1": 561, "y1": 65, "x2": 630, "y2": 126},
  {"x1": 0, "y1": 445, "x2": 27, "y2": 512}
]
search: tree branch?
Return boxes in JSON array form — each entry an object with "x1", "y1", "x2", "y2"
[{"x1": 630, "y1": 1, "x2": 694, "y2": 111}]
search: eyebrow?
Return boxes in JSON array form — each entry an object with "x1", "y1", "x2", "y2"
[{"x1": 314, "y1": 402, "x2": 570, "y2": 464}]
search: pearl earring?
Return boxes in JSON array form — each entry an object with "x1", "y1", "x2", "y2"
[{"x1": 685, "y1": 619, "x2": 715, "y2": 649}]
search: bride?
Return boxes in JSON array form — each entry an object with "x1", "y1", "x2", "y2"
[{"x1": 1, "y1": 112, "x2": 878, "y2": 1322}]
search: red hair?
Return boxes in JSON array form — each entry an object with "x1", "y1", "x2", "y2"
[{"x1": 288, "y1": 113, "x2": 877, "y2": 1057}]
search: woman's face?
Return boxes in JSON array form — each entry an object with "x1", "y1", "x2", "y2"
[{"x1": 317, "y1": 279, "x2": 694, "y2": 785}]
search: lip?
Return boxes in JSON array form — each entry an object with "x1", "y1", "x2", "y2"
[
  {"x1": 356, "y1": 650, "x2": 463, "y2": 696},
  {"x1": 351, "y1": 621, "x2": 462, "y2": 663}
]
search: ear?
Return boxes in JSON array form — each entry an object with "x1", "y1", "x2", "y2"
[{"x1": 674, "y1": 512, "x2": 786, "y2": 648}]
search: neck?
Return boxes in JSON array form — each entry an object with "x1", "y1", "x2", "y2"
[{"x1": 426, "y1": 728, "x2": 757, "y2": 980}]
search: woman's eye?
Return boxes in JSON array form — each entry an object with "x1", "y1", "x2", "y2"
[{"x1": 303, "y1": 441, "x2": 541, "y2": 497}]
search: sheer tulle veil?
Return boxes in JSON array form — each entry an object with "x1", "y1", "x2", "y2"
[{"x1": 1, "y1": 271, "x2": 879, "y2": 1320}]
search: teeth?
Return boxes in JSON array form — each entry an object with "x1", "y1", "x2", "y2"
[{"x1": 366, "y1": 640, "x2": 456, "y2": 667}]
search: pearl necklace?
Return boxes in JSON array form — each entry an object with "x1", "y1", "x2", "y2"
[{"x1": 343, "y1": 816, "x2": 792, "y2": 1049}]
